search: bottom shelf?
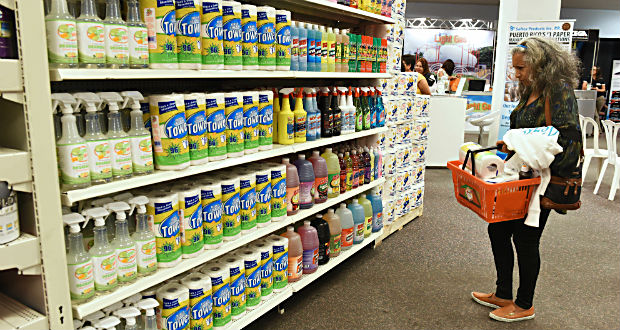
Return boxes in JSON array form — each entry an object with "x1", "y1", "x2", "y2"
[
  {"x1": 0, "y1": 293, "x2": 48, "y2": 330},
  {"x1": 229, "y1": 287, "x2": 293, "y2": 330},
  {"x1": 376, "y1": 206, "x2": 423, "y2": 244}
]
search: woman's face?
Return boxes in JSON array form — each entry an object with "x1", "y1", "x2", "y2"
[
  {"x1": 512, "y1": 52, "x2": 531, "y2": 86},
  {"x1": 414, "y1": 61, "x2": 424, "y2": 74},
  {"x1": 591, "y1": 67, "x2": 598, "y2": 76}
]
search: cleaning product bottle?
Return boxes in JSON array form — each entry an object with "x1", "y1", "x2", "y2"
[
  {"x1": 375, "y1": 87, "x2": 385, "y2": 127},
  {"x1": 368, "y1": 87, "x2": 377, "y2": 128},
  {"x1": 310, "y1": 215, "x2": 330, "y2": 265},
  {"x1": 334, "y1": 28, "x2": 342, "y2": 72},
  {"x1": 308, "y1": 150, "x2": 328, "y2": 203},
  {"x1": 113, "y1": 307, "x2": 140, "y2": 330},
  {"x1": 46, "y1": 0, "x2": 78, "y2": 68},
  {"x1": 98, "y1": 92, "x2": 132, "y2": 180},
  {"x1": 350, "y1": 149, "x2": 359, "y2": 188},
  {"x1": 128, "y1": 196, "x2": 157, "y2": 275},
  {"x1": 93, "y1": 316, "x2": 120, "y2": 330},
  {"x1": 307, "y1": 23, "x2": 315, "y2": 71},
  {"x1": 326, "y1": 27, "x2": 335, "y2": 72},
  {"x1": 330, "y1": 87, "x2": 342, "y2": 136},
  {"x1": 311, "y1": 89, "x2": 321, "y2": 138},
  {"x1": 292, "y1": 88, "x2": 307, "y2": 143},
  {"x1": 280, "y1": 226, "x2": 303, "y2": 282},
  {"x1": 374, "y1": 146, "x2": 382, "y2": 179},
  {"x1": 321, "y1": 147, "x2": 340, "y2": 198},
  {"x1": 357, "y1": 146, "x2": 365, "y2": 185},
  {"x1": 74, "y1": 92, "x2": 112, "y2": 185},
  {"x1": 338, "y1": 153, "x2": 347, "y2": 193},
  {"x1": 303, "y1": 88, "x2": 317, "y2": 141},
  {"x1": 336, "y1": 203, "x2": 354, "y2": 250},
  {"x1": 363, "y1": 146, "x2": 372, "y2": 184},
  {"x1": 53, "y1": 93, "x2": 91, "y2": 190},
  {"x1": 121, "y1": 91, "x2": 154, "y2": 175},
  {"x1": 320, "y1": 25, "x2": 328, "y2": 72},
  {"x1": 298, "y1": 22, "x2": 307, "y2": 71},
  {"x1": 368, "y1": 146, "x2": 375, "y2": 182},
  {"x1": 344, "y1": 151, "x2": 353, "y2": 190},
  {"x1": 277, "y1": 88, "x2": 294, "y2": 145},
  {"x1": 135, "y1": 298, "x2": 159, "y2": 330},
  {"x1": 358, "y1": 194, "x2": 373, "y2": 238},
  {"x1": 105, "y1": 201, "x2": 138, "y2": 284},
  {"x1": 290, "y1": 21, "x2": 299, "y2": 71},
  {"x1": 282, "y1": 158, "x2": 299, "y2": 215},
  {"x1": 347, "y1": 199, "x2": 365, "y2": 244},
  {"x1": 63, "y1": 213, "x2": 95, "y2": 302},
  {"x1": 293, "y1": 154, "x2": 315, "y2": 209},
  {"x1": 354, "y1": 88, "x2": 363, "y2": 132},
  {"x1": 76, "y1": 0, "x2": 105, "y2": 68},
  {"x1": 367, "y1": 187, "x2": 384, "y2": 232},
  {"x1": 322, "y1": 209, "x2": 341, "y2": 257},
  {"x1": 125, "y1": 0, "x2": 148, "y2": 68},
  {"x1": 345, "y1": 87, "x2": 355, "y2": 133},
  {"x1": 103, "y1": 0, "x2": 129, "y2": 68},
  {"x1": 272, "y1": 89, "x2": 280, "y2": 143},
  {"x1": 360, "y1": 87, "x2": 371, "y2": 130},
  {"x1": 336, "y1": 87, "x2": 349, "y2": 134},
  {"x1": 319, "y1": 87, "x2": 332, "y2": 138},
  {"x1": 341, "y1": 29, "x2": 349, "y2": 71},
  {"x1": 82, "y1": 207, "x2": 118, "y2": 292},
  {"x1": 296, "y1": 220, "x2": 318, "y2": 274}
]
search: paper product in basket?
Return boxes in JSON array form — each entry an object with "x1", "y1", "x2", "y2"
[{"x1": 458, "y1": 142, "x2": 504, "y2": 180}]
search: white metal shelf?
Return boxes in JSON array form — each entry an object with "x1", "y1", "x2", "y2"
[
  {"x1": 0, "y1": 234, "x2": 41, "y2": 273},
  {"x1": 0, "y1": 59, "x2": 22, "y2": 92},
  {"x1": 0, "y1": 147, "x2": 32, "y2": 193},
  {"x1": 49, "y1": 69, "x2": 390, "y2": 81},
  {"x1": 71, "y1": 177, "x2": 383, "y2": 319},
  {"x1": 0, "y1": 293, "x2": 48, "y2": 330},
  {"x1": 233, "y1": 287, "x2": 293, "y2": 330},
  {"x1": 291, "y1": 229, "x2": 382, "y2": 292},
  {"x1": 61, "y1": 127, "x2": 386, "y2": 206}
]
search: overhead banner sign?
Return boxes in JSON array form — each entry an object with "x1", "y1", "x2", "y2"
[{"x1": 498, "y1": 20, "x2": 574, "y2": 139}]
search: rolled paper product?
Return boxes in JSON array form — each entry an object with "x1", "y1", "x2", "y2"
[
  {"x1": 224, "y1": 93, "x2": 244, "y2": 158},
  {"x1": 147, "y1": 192, "x2": 182, "y2": 268},
  {"x1": 220, "y1": 174, "x2": 241, "y2": 240},
  {"x1": 174, "y1": 184, "x2": 204, "y2": 258},
  {"x1": 156, "y1": 283, "x2": 190, "y2": 330},
  {"x1": 266, "y1": 234, "x2": 288, "y2": 292},
  {"x1": 199, "y1": 179, "x2": 223, "y2": 249},
  {"x1": 251, "y1": 240, "x2": 273, "y2": 299},
  {"x1": 204, "y1": 93, "x2": 227, "y2": 161},
  {"x1": 240, "y1": 4, "x2": 258, "y2": 70},
  {"x1": 221, "y1": 1, "x2": 242, "y2": 70},
  {"x1": 459, "y1": 142, "x2": 505, "y2": 179},
  {"x1": 256, "y1": 6, "x2": 276, "y2": 70},
  {"x1": 237, "y1": 168, "x2": 257, "y2": 233},
  {"x1": 180, "y1": 272, "x2": 213, "y2": 330},
  {"x1": 202, "y1": 262, "x2": 231, "y2": 329},
  {"x1": 235, "y1": 248, "x2": 261, "y2": 309},
  {"x1": 149, "y1": 94, "x2": 190, "y2": 170},
  {"x1": 221, "y1": 255, "x2": 246, "y2": 319},
  {"x1": 184, "y1": 93, "x2": 209, "y2": 165},
  {"x1": 201, "y1": 0, "x2": 224, "y2": 70}
]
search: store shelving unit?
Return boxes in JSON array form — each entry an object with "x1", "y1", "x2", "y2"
[{"x1": 2, "y1": 0, "x2": 396, "y2": 328}]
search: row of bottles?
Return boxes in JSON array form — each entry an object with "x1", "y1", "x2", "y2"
[{"x1": 331, "y1": 0, "x2": 393, "y2": 17}]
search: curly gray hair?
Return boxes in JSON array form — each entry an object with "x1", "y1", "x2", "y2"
[{"x1": 510, "y1": 36, "x2": 580, "y2": 99}]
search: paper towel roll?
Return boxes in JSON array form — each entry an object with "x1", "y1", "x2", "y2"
[
  {"x1": 266, "y1": 235, "x2": 288, "y2": 292},
  {"x1": 147, "y1": 192, "x2": 182, "y2": 268},
  {"x1": 156, "y1": 283, "x2": 190, "y2": 330},
  {"x1": 242, "y1": 91, "x2": 260, "y2": 155},
  {"x1": 237, "y1": 169, "x2": 257, "y2": 234},
  {"x1": 253, "y1": 166, "x2": 272, "y2": 227},
  {"x1": 221, "y1": 255, "x2": 246, "y2": 319},
  {"x1": 235, "y1": 248, "x2": 262, "y2": 309},
  {"x1": 241, "y1": 4, "x2": 258, "y2": 70},
  {"x1": 269, "y1": 164, "x2": 287, "y2": 222},
  {"x1": 222, "y1": 1, "x2": 242, "y2": 70},
  {"x1": 173, "y1": 184, "x2": 204, "y2": 259},
  {"x1": 224, "y1": 93, "x2": 245, "y2": 158},
  {"x1": 199, "y1": 179, "x2": 223, "y2": 250},
  {"x1": 459, "y1": 142, "x2": 505, "y2": 180},
  {"x1": 252, "y1": 240, "x2": 273, "y2": 299},
  {"x1": 180, "y1": 272, "x2": 213, "y2": 330},
  {"x1": 257, "y1": 90, "x2": 274, "y2": 150},
  {"x1": 202, "y1": 262, "x2": 231, "y2": 329},
  {"x1": 204, "y1": 93, "x2": 227, "y2": 162},
  {"x1": 184, "y1": 93, "x2": 209, "y2": 166},
  {"x1": 149, "y1": 94, "x2": 190, "y2": 170},
  {"x1": 256, "y1": 6, "x2": 276, "y2": 71},
  {"x1": 220, "y1": 174, "x2": 241, "y2": 241}
]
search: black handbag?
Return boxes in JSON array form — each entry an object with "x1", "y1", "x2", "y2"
[{"x1": 539, "y1": 95, "x2": 582, "y2": 211}]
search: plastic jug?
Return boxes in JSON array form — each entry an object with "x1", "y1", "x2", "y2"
[
  {"x1": 297, "y1": 220, "x2": 319, "y2": 274},
  {"x1": 358, "y1": 194, "x2": 373, "y2": 238},
  {"x1": 322, "y1": 209, "x2": 341, "y2": 257},
  {"x1": 277, "y1": 88, "x2": 295, "y2": 145},
  {"x1": 293, "y1": 154, "x2": 315, "y2": 209},
  {"x1": 310, "y1": 215, "x2": 330, "y2": 265},
  {"x1": 282, "y1": 158, "x2": 299, "y2": 215},
  {"x1": 321, "y1": 148, "x2": 340, "y2": 198},
  {"x1": 280, "y1": 226, "x2": 303, "y2": 282},
  {"x1": 308, "y1": 151, "x2": 328, "y2": 203},
  {"x1": 347, "y1": 199, "x2": 365, "y2": 244},
  {"x1": 367, "y1": 188, "x2": 383, "y2": 232},
  {"x1": 335, "y1": 203, "x2": 354, "y2": 250}
]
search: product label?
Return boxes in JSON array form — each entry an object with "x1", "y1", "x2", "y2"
[
  {"x1": 256, "y1": 12, "x2": 275, "y2": 67},
  {"x1": 116, "y1": 246, "x2": 137, "y2": 282},
  {"x1": 329, "y1": 233, "x2": 341, "y2": 255},
  {"x1": 211, "y1": 275, "x2": 231, "y2": 327},
  {"x1": 185, "y1": 99, "x2": 209, "y2": 162},
  {"x1": 340, "y1": 172, "x2": 347, "y2": 193},
  {"x1": 57, "y1": 143, "x2": 90, "y2": 185},
  {"x1": 364, "y1": 215, "x2": 372, "y2": 237},
  {"x1": 86, "y1": 139, "x2": 112, "y2": 181},
  {"x1": 46, "y1": 19, "x2": 78, "y2": 64},
  {"x1": 201, "y1": 1, "x2": 224, "y2": 66},
  {"x1": 346, "y1": 170, "x2": 353, "y2": 191},
  {"x1": 256, "y1": 173, "x2": 271, "y2": 224},
  {"x1": 270, "y1": 170, "x2": 287, "y2": 219},
  {"x1": 104, "y1": 23, "x2": 129, "y2": 65},
  {"x1": 314, "y1": 176, "x2": 328, "y2": 201},
  {"x1": 67, "y1": 260, "x2": 95, "y2": 300},
  {"x1": 318, "y1": 241, "x2": 329, "y2": 262},
  {"x1": 335, "y1": 42, "x2": 342, "y2": 63},
  {"x1": 109, "y1": 137, "x2": 133, "y2": 177},
  {"x1": 222, "y1": 4, "x2": 242, "y2": 66},
  {"x1": 327, "y1": 173, "x2": 340, "y2": 197},
  {"x1": 201, "y1": 188, "x2": 223, "y2": 246},
  {"x1": 286, "y1": 186, "x2": 299, "y2": 213},
  {"x1": 243, "y1": 96, "x2": 259, "y2": 150},
  {"x1": 372, "y1": 212, "x2": 383, "y2": 232},
  {"x1": 92, "y1": 253, "x2": 118, "y2": 291},
  {"x1": 244, "y1": 259, "x2": 261, "y2": 307},
  {"x1": 258, "y1": 95, "x2": 273, "y2": 146},
  {"x1": 128, "y1": 26, "x2": 149, "y2": 65},
  {"x1": 161, "y1": 296, "x2": 190, "y2": 330},
  {"x1": 147, "y1": 199, "x2": 182, "y2": 264},
  {"x1": 285, "y1": 116, "x2": 294, "y2": 140},
  {"x1": 259, "y1": 251, "x2": 273, "y2": 296},
  {"x1": 135, "y1": 238, "x2": 157, "y2": 274},
  {"x1": 272, "y1": 245, "x2": 288, "y2": 289},
  {"x1": 143, "y1": 2, "x2": 178, "y2": 64},
  {"x1": 175, "y1": 1, "x2": 201, "y2": 64},
  {"x1": 205, "y1": 96, "x2": 226, "y2": 158},
  {"x1": 354, "y1": 223, "x2": 364, "y2": 243},
  {"x1": 241, "y1": 10, "x2": 258, "y2": 67},
  {"x1": 181, "y1": 193, "x2": 204, "y2": 255},
  {"x1": 150, "y1": 99, "x2": 190, "y2": 166},
  {"x1": 222, "y1": 183, "x2": 241, "y2": 238},
  {"x1": 287, "y1": 254, "x2": 303, "y2": 280},
  {"x1": 188, "y1": 287, "x2": 212, "y2": 330},
  {"x1": 364, "y1": 112, "x2": 371, "y2": 129},
  {"x1": 299, "y1": 38, "x2": 307, "y2": 57},
  {"x1": 341, "y1": 227, "x2": 354, "y2": 248},
  {"x1": 77, "y1": 21, "x2": 105, "y2": 64},
  {"x1": 294, "y1": 114, "x2": 307, "y2": 140},
  {"x1": 302, "y1": 248, "x2": 318, "y2": 271},
  {"x1": 229, "y1": 266, "x2": 246, "y2": 316},
  {"x1": 298, "y1": 181, "x2": 313, "y2": 207},
  {"x1": 130, "y1": 135, "x2": 154, "y2": 174},
  {"x1": 240, "y1": 181, "x2": 257, "y2": 231},
  {"x1": 224, "y1": 96, "x2": 244, "y2": 154},
  {"x1": 291, "y1": 35, "x2": 298, "y2": 58}
]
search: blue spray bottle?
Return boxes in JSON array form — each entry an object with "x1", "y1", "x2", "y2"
[{"x1": 304, "y1": 88, "x2": 317, "y2": 141}]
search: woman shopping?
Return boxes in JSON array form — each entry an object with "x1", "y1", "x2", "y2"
[
  {"x1": 401, "y1": 54, "x2": 431, "y2": 95},
  {"x1": 471, "y1": 36, "x2": 582, "y2": 322}
]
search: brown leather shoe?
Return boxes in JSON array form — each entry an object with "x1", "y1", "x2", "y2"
[
  {"x1": 489, "y1": 303, "x2": 535, "y2": 322},
  {"x1": 471, "y1": 292, "x2": 513, "y2": 309}
]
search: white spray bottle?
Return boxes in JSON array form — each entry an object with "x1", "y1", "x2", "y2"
[
  {"x1": 83, "y1": 310, "x2": 105, "y2": 327},
  {"x1": 89, "y1": 197, "x2": 116, "y2": 244},
  {"x1": 121, "y1": 91, "x2": 154, "y2": 176},
  {"x1": 128, "y1": 196, "x2": 157, "y2": 275},
  {"x1": 93, "y1": 316, "x2": 120, "y2": 330},
  {"x1": 336, "y1": 87, "x2": 350, "y2": 134},
  {"x1": 105, "y1": 201, "x2": 138, "y2": 284},
  {"x1": 125, "y1": 0, "x2": 149, "y2": 69},
  {"x1": 346, "y1": 87, "x2": 355, "y2": 133},
  {"x1": 74, "y1": 92, "x2": 113, "y2": 184},
  {"x1": 63, "y1": 213, "x2": 95, "y2": 302},
  {"x1": 113, "y1": 307, "x2": 140, "y2": 330},
  {"x1": 122, "y1": 293, "x2": 142, "y2": 307},
  {"x1": 102, "y1": 301, "x2": 123, "y2": 316},
  {"x1": 98, "y1": 92, "x2": 133, "y2": 180},
  {"x1": 103, "y1": 0, "x2": 128, "y2": 69},
  {"x1": 113, "y1": 192, "x2": 135, "y2": 233},
  {"x1": 52, "y1": 93, "x2": 91, "y2": 190},
  {"x1": 82, "y1": 207, "x2": 118, "y2": 292},
  {"x1": 135, "y1": 298, "x2": 159, "y2": 330}
]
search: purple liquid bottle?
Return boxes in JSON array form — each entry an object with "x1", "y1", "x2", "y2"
[
  {"x1": 297, "y1": 220, "x2": 319, "y2": 274},
  {"x1": 293, "y1": 154, "x2": 315, "y2": 209}
]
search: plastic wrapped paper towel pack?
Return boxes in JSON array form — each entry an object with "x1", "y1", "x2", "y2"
[{"x1": 458, "y1": 142, "x2": 505, "y2": 180}]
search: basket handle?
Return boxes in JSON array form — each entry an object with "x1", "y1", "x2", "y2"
[{"x1": 462, "y1": 146, "x2": 500, "y2": 177}]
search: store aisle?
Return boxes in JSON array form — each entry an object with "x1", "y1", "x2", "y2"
[{"x1": 247, "y1": 169, "x2": 620, "y2": 330}]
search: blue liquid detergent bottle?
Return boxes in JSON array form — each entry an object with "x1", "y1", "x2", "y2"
[
  {"x1": 313, "y1": 25, "x2": 321, "y2": 72},
  {"x1": 375, "y1": 87, "x2": 385, "y2": 127},
  {"x1": 369, "y1": 89, "x2": 377, "y2": 129},
  {"x1": 290, "y1": 21, "x2": 299, "y2": 71},
  {"x1": 298, "y1": 22, "x2": 307, "y2": 71},
  {"x1": 304, "y1": 89, "x2": 317, "y2": 141},
  {"x1": 347, "y1": 199, "x2": 365, "y2": 244},
  {"x1": 367, "y1": 187, "x2": 383, "y2": 232}
]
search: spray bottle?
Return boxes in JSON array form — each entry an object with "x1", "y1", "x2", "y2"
[
  {"x1": 121, "y1": 91, "x2": 154, "y2": 176},
  {"x1": 105, "y1": 201, "x2": 138, "y2": 284},
  {"x1": 125, "y1": 0, "x2": 148, "y2": 68},
  {"x1": 83, "y1": 311, "x2": 105, "y2": 328},
  {"x1": 103, "y1": 0, "x2": 129, "y2": 68},
  {"x1": 74, "y1": 93, "x2": 112, "y2": 185},
  {"x1": 102, "y1": 301, "x2": 123, "y2": 316},
  {"x1": 93, "y1": 316, "x2": 120, "y2": 330},
  {"x1": 113, "y1": 307, "x2": 140, "y2": 330},
  {"x1": 122, "y1": 293, "x2": 142, "y2": 307},
  {"x1": 98, "y1": 92, "x2": 133, "y2": 180},
  {"x1": 319, "y1": 87, "x2": 332, "y2": 138},
  {"x1": 113, "y1": 192, "x2": 134, "y2": 232},
  {"x1": 135, "y1": 298, "x2": 159, "y2": 330},
  {"x1": 375, "y1": 87, "x2": 385, "y2": 127},
  {"x1": 330, "y1": 87, "x2": 342, "y2": 136},
  {"x1": 63, "y1": 213, "x2": 95, "y2": 302},
  {"x1": 360, "y1": 87, "x2": 371, "y2": 130},
  {"x1": 292, "y1": 88, "x2": 307, "y2": 143},
  {"x1": 311, "y1": 88, "x2": 321, "y2": 139},
  {"x1": 303, "y1": 88, "x2": 317, "y2": 142},
  {"x1": 277, "y1": 88, "x2": 295, "y2": 145},
  {"x1": 336, "y1": 87, "x2": 349, "y2": 134},
  {"x1": 52, "y1": 93, "x2": 91, "y2": 190},
  {"x1": 128, "y1": 196, "x2": 158, "y2": 275},
  {"x1": 82, "y1": 207, "x2": 118, "y2": 292},
  {"x1": 46, "y1": 0, "x2": 78, "y2": 68},
  {"x1": 76, "y1": 0, "x2": 105, "y2": 68},
  {"x1": 272, "y1": 89, "x2": 280, "y2": 144}
]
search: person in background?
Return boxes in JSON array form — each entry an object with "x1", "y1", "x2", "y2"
[
  {"x1": 582, "y1": 66, "x2": 606, "y2": 123},
  {"x1": 472, "y1": 36, "x2": 582, "y2": 322},
  {"x1": 437, "y1": 59, "x2": 455, "y2": 79},
  {"x1": 401, "y1": 54, "x2": 431, "y2": 95},
  {"x1": 414, "y1": 57, "x2": 436, "y2": 88}
]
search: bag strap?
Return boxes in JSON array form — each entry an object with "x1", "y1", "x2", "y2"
[{"x1": 544, "y1": 94, "x2": 552, "y2": 126}]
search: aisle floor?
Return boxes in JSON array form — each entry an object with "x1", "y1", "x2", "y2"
[{"x1": 246, "y1": 169, "x2": 620, "y2": 330}]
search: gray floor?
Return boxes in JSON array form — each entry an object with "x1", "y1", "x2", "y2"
[{"x1": 246, "y1": 167, "x2": 620, "y2": 330}]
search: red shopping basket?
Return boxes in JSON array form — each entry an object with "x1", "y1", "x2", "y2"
[{"x1": 447, "y1": 147, "x2": 541, "y2": 223}]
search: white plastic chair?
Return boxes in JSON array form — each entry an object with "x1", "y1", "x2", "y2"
[
  {"x1": 580, "y1": 115, "x2": 607, "y2": 183},
  {"x1": 467, "y1": 110, "x2": 500, "y2": 144},
  {"x1": 593, "y1": 120, "x2": 620, "y2": 200}
]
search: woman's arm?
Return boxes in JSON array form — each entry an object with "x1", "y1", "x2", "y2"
[
  {"x1": 591, "y1": 84, "x2": 606, "y2": 92},
  {"x1": 418, "y1": 77, "x2": 431, "y2": 95},
  {"x1": 581, "y1": 80, "x2": 588, "y2": 90}
]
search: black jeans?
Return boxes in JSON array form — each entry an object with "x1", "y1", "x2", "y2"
[{"x1": 488, "y1": 208, "x2": 551, "y2": 310}]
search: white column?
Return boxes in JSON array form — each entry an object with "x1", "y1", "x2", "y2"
[{"x1": 487, "y1": 0, "x2": 561, "y2": 145}]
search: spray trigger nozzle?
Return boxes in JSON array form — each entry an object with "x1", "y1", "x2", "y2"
[
  {"x1": 63, "y1": 213, "x2": 86, "y2": 234},
  {"x1": 121, "y1": 91, "x2": 145, "y2": 110},
  {"x1": 103, "y1": 201, "x2": 131, "y2": 221},
  {"x1": 135, "y1": 298, "x2": 159, "y2": 316},
  {"x1": 128, "y1": 196, "x2": 149, "y2": 215},
  {"x1": 113, "y1": 307, "x2": 140, "y2": 326},
  {"x1": 73, "y1": 92, "x2": 102, "y2": 113},
  {"x1": 93, "y1": 316, "x2": 120, "y2": 330},
  {"x1": 81, "y1": 207, "x2": 109, "y2": 228},
  {"x1": 51, "y1": 93, "x2": 78, "y2": 115},
  {"x1": 97, "y1": 92, "x2": 124, "y2": 112}
]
